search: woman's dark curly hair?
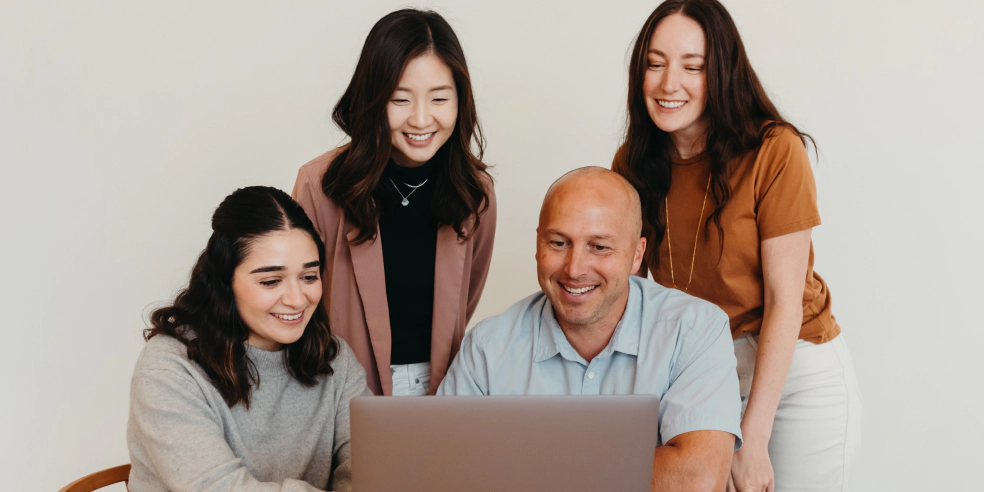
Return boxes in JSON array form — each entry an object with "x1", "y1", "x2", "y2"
[{"x1": 145, "y1": 186, "x2": 339, "y2": 408}]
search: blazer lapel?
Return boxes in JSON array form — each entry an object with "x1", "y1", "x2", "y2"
[
  {"x1": 347, "y1": 227, "x2": 394, "y2": 394},
  {"x1": 430, "y1": 224, "x2": 467, "y2": 392}
]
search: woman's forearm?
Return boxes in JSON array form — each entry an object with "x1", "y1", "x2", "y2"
[
  {"x1": 743, "y1": 229, "x2": 813, "y2": 441},
  {"x1": 741, "y1": 304, "x2": 801, "y2": 441}
]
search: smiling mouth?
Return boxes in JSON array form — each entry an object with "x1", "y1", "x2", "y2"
[
  {"x1": 404, "y1": 132, "x2": 435, "y2": 142},
  {"x1": 657, "y1": 100, "x2": 686, "y2": 109},
  {"x1": 561, "y1": 283, "x2": 597, "y2": 295},
  {"x1": 272, "y1": 313, "x2": 302, "y2": 321}
]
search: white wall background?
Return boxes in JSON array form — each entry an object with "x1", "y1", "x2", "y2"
[{"x1": 1, "y1": 0, "x2": 982, "y2": 490}]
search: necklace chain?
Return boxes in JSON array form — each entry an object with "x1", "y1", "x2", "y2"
[
  {"x1": 389, "y1": 178, "x2": 428, "y2": 206},
  {"x1": 665, "y1": 174, "x2": 711, "y2": 292}
]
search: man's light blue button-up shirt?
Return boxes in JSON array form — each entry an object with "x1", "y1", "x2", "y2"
[{"x1": 437, "y1": 276, "x2": 742, "y2": 447}]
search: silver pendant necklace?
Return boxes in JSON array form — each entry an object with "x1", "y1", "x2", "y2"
[{"x1": 389, "y1": 177, "x2": 428, "y2": 206}]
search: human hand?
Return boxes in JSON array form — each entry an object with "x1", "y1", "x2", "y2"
[{"x1": 725, "y1": 439, "x2": 774, "y2": 492}]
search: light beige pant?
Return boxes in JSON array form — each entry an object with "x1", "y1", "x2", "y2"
[
  {"x1": 735, "y1": 334, "x2": 862, "y2": 491},
  {"x1": 390, "y1": 362, "x2": 431, "y2": 396}
]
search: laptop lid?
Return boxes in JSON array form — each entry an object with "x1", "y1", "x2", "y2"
[{"x1": 351, "y1": 395, "x2": 659, "y2": 492}]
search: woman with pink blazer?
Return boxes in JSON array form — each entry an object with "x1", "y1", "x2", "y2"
[{"x1": 292, "y1": 9, "x2": 495, "y2": 396}]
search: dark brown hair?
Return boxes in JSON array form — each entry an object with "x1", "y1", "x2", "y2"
[
  {"x1": 146, "y1": 186, "x2": 340, "y2": 408},
  {"x1": 614, "y1": 0, "x2": 813, "y2": 264},
  {"x1": 323, "y1": 8, "x2": 490, "y2": 244}
]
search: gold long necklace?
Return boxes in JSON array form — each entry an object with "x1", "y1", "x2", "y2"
[{"x1": 665, "y1": 173, "x2": 711, "y2": 292}]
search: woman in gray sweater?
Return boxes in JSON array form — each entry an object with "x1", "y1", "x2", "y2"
[{"x1": 127, "y1": 186, "x2": 370, "y2": 492}]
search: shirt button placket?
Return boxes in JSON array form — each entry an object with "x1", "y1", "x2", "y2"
[{"x1": 583, "y1": 365, "x2": 600, "y2": 395}]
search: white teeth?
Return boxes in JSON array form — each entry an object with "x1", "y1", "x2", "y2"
[
  {"x1": 563, "y1": 285, "x2": 596, "y2": 295},
  {"x1": 406, "y1": 133, "x2": 434, "y2": 141},
  {"x1": 273, "y1": 313, "x2": 302, "y2": 321},
  {"x1": 657, "y1": 100, "x2": 686, "y2": 109}
]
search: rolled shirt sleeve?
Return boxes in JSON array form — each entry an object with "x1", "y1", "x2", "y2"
[{"x1": 658, "y1": 310, "x2": 743, "y2": 449}]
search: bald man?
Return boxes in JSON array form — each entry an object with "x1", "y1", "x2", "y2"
[{"x1": 437, "y1": 167, "x2": 741, "y2": 490}]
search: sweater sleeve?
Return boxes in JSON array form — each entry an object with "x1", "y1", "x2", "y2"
[
  {"x1": 327, "y1": 343, "x2": 372, "y2": 492},
  {"x1": 128, "y1": 362, "x2": 325, "y2": 492}
]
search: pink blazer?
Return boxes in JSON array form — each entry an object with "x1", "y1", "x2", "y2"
[{"x1": 292, "y1": 147, "x2": 497, "y2": 395}]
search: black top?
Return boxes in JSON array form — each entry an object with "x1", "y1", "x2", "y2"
[{"x1": 378, "y1": 158, "x2": 438, "y2": 365}]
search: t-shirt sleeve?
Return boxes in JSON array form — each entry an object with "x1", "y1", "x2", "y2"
[
  {"x1": 128, "y1": 363, "x2": 324, "y2": 491},
  {"x1": 755, "y1": 128, "x2": 821, "y2": 240},
  {"x1": 436, "y1": 328, "x2": 489, "y2": 396},
  {"x1": 659, "y1": 309, "x2": 743, "y2": 450}
]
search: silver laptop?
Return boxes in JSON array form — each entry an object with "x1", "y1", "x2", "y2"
[{"x1": 350, "y1": 395, "x2": 660, "y2": 492}]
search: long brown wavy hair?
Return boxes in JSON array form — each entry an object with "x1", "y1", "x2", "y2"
[
  {"x1": 323, "y1": 9, "x2": 490, "y2": 245},
  {"x1": 146, "y1": 186, "x2": 340, "y2": 408},
  {"x1": 614, "y1": 0, "x2": 814, "y2": 265}
]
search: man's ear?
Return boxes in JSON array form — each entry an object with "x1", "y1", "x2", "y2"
[{"x1": 631, "y1": 236, "x2": 646, "y2": 274}]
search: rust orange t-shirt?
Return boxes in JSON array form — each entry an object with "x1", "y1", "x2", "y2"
[{"x1": 613, "y1": 127, "x2": 839, "y2": 343}]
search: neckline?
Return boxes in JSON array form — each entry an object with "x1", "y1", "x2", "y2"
[
  {"x1": 671, "y1": 152, "x2": 707, "y2": 167},
  {"x1": 245, "y1": 343, "x2": 289, "y2": 375},
  {"x1": 387, "y1": 157, "x2": 437, "y2": 181}
]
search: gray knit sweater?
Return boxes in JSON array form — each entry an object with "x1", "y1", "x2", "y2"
[{"x1": 127, "y1": 334, "x2": 370, "y2": 491}]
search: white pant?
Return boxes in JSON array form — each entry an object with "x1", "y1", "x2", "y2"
[
  {"x1": 735, "y1": 334, "x2": 862, "y2": 492},
  {"x1": 390, "y1": 362, "x2": 431, "y2": 396}
]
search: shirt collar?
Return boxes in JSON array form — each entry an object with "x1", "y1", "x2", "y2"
[
  {"x1": 532, "y1": 299, "x2": 559, "y2": 362},
  {"x1": 533, "y1": 279, "x2": 642, "y2": 363}
]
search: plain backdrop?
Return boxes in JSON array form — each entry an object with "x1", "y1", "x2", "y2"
[{"x1": 2, "y1": 0, "x2": 982, "y2": 490}]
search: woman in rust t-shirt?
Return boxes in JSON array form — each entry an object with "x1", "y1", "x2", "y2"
[{"x1": 612, "y1": 1, "x2": 861, "y2": 491}]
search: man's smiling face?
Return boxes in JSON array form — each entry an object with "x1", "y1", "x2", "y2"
[{"x1": 535, "y1": 168, "x2": 645, "y2": 334}]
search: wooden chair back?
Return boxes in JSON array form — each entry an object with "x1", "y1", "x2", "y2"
[{"x1": 58, "y1": 464, "x2": 130, "y2": 492}]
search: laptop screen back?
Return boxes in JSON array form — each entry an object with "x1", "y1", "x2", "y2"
[{"x1": 351, "y1": 395, "x2": 660, "y2": 492}]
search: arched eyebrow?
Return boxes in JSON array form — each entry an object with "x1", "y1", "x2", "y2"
[
  {"x1": 393, "y1": 85, "x2": 455, "y2": 93},
  {"x1": 648, "y1": 49, "x2": 705, "y2": 60},
  {"x1": 249, "y1": 261, "x2": 320, "y2": 274}
]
